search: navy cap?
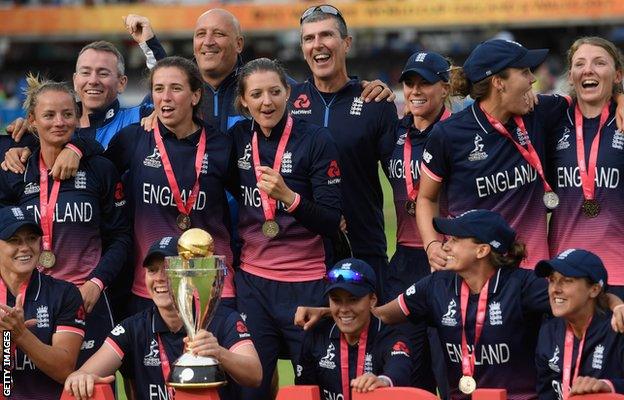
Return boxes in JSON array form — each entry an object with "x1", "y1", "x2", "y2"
[
  {"x1": 324, "y1": 258, "x2": 376, "y2": 298},
  {"x1": 399, "y1": 51, "x2": 450, "y2": 83},
  {"x1": 433, "y1": 209, "x2": 516, "y2": 254},
  {"x1": 0, "y1": 206, "x2": 42, "y2": 241},
  {"x1": 143, "y1": 236, "x2": 179, "y2": 267},
  {"x1": 463, "y1": 39, "x2": 548, "y2": 83},
  {"x1": 535, "y1": 249, "x2": 608, "y2": 288}
]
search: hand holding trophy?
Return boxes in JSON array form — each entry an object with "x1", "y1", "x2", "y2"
[{"x1": 165, "y1": 228, "x2": 228, "y2": 388}]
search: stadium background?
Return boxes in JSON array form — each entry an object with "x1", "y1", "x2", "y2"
[{"x1": 1, "y1": 0, "x2": 623, "y2": 396}]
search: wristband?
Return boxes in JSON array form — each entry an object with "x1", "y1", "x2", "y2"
[{"x1": 425, "y1": 240, "x2": 441, "y2": 253}]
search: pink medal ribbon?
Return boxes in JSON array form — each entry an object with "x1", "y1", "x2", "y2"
[
  {"x1": 340, "y1": 321, "x2": 369, "y2": 400},
  {"x1": 561, "y1": 316, "x2": 593, "y2": 400}
]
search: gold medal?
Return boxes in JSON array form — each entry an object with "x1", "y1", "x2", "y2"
[
  {"x1": 543, "y1": 191, "x2": 559, "y2": 210},
  {"x1": 581, "y1": 199, "x2": 600, "y2": 218},
  {"x1": 262, "y1": 220, "x2": 279, "y2": 238},
  {"x1": 39, "y1": 250, "x2": 56, "y2": 269},
  {"x1": 404, "y1": 200, "x2": 416, "y2": 217},
  {"x1": 458, "y1": 375, "x2": 476, "y2": 395},
  {"x1": 176, "y1": 214, "x2": 191, "y2": 231}
]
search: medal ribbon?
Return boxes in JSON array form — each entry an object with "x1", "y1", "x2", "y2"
[
  {"x1": 480, "y1": 106, "x2": 553, "y2": 193},
  {"x1": 403, "y1": 108, "x2": 451, "y2": 202},
  {"x1": 574, "y1": 102, "x2": 610, "y2": 202},
  {"x1": 561, "y1": 316, "x2": 593, "y2": 400},
  {"x1": 460, "y1": 279, "x2": 490, "y2": 378},
  {"x1": 340, "y1": 321, "x2": 369, "y2": 400},
  {"x1": 156, "y1": 333, "x2": 175, "y2": 400},
  {"x1": 39, "y1": 154, "x2": 62, "y2": 252},
  {"x1": 153, "y1": 124, "x2": 207, "y2": 217},
  {"x1": 251, "y1": 115, "x2": 294, "y2": 222},
  {"x1": 0, "y1": 277, "x2": 29, "y2": 370}
]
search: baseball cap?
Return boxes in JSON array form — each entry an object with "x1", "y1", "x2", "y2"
[
  {"x1": 433, "y1": 209, "x2": 516, "y2": 254},
  {"x1": 0, "y1": 206, "x2": 42, "y2": 241},
  {"x1": 463, "y1": 39, "x2": 549, "y2": 83},
  {"x1": 399, "y1": 51, "x2": 450, "y2": 83},
  {"x1": 324, "y1": 258, "x2": 376, "y2": 298},
  {"x1": 535, "y1": 249, "x2": 608, "y2": 288},
  {"x1": 143, "y1": 236, "x2": 179, "y2": 267}
]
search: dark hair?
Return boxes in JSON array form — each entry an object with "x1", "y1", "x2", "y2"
[
  {"x1": 234, "y1": 58, "x2": 290, "y2": 118},
  {"x1": 77, "y1": 41, "x2": 125, "y2": 76},
  {"x1": 473, "y1": 239, "x2": 526, "y2": 269},
  {"x1": 23, "y1": 73, "x2": 79, "y2": 117},
  {"x1": 149, "y1": 57, "x2": 204, "y2": 118},
  {"x1": 301, "y1": 11, "x2": 348, "y2": 39},
  {"x1": 450, "y1": 67, "x2": 510, "y2": 100}
]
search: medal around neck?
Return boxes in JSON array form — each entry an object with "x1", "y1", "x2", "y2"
[
  {"x1": 176, "y1": 213, "x2": 192, "y2": 231},
  {"x1": 262, "y1": 220, "x2": 279, "y2": 238},
  {"x1": 543, "y1": 191, "x2": 559, "y2": 210},
  {"x1": 165, "y1": 228, "x2": 227, "y2": 388},
  {"x1": 581, "y1": 199, "x2": 600, "y2": 218},
  {"x1": 458, "y1": 375, "x2": 477, "y2": 395},
  {"x1": 39, "y1": 250, "x2": 56, "y2": 269},
  {"x1": 405, "y1": 200, "x2": 416, "y2": 217}
]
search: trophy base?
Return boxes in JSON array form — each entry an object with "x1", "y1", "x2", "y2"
[{"x1": 167, "y1": 363, "x2": 227, "y2": 388}]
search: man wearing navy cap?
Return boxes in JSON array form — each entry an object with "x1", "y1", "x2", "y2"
[
  {"x1": 535, "y1": 249, "x2": 624, "y2": 399},
  {"x1": 296, "y1": 258, "x2": 414, "y2": 399}
]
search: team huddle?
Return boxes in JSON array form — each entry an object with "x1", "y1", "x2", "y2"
[{"x1": 0, "y1": 3, "x2": 623, "y2": 400}]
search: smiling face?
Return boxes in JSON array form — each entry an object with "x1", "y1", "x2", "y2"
[
  {"x1": 28, "y1": 90, "x2": 78, "y2": 148},
  {"x1": 239, "y1": 70, "x2": 290, "y2": 136},
  {"x1": 402, "y1": 74, "x2": 448, "y2": 122},
  {"x1": 151, "y1": 66, "x2": 201, "y2": 134},
  {"x1": 145, "y1": 258, "x2": 175, "y2": 309},
  {"x1": 300, "y1": 17, "x2": 351, "y2": 84},
  {"x1": 73, "y1": 49, "x2": 127, "y2": 114},
  {"x1": 0, "y1": 227, "x2": 41, "y2": 277},
  {"x1": 441, "y1": 236, "x2": 490, "y2": 272},
  {"x1": 569, "y1": 43, "x2": 622, "y2": 108},
  {"x1": 329, "y1": 289, "x2": 375, "y2": 339},
  {"x1": 495, "y1": 67, "x2": 537, "y2": 116},
  {"x1": 547, "y1": 271, "x2": 601, "y2": 321}
]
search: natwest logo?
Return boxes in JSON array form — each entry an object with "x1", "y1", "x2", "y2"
[{"x1": 291, "y1": 94, "x2": 312, "y2": 115}]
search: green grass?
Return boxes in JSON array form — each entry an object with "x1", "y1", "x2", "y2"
[{"x1": 115, "y1": 169, "x2": 396, "y2": 397}]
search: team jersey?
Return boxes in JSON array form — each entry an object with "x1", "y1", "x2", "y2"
[
  {"x1": 398, "y1": 267, "x2": 550, "y2": 399},
  {"x1": 229, "y1": 114, "x2": 341, "y2": 282},
  {"x1": 0, "y1": 151, "x2": 131, "y2": 287},
  {"x1": 201, "y1": 58, "x2": 246, "y2": 133},
  {"x1": 547, "y1": 101, "x2": 624, "y2": 285},
  {"x1": 382, "y1": 112, "x2": 446, "y2": 248},
  {"x1": 536, "y1": 310, "x2": 624, "y2": 400},
  {"x1": 296, "y1": 316, "x2": 414, "y2": 400},
  {"x1": 104, "y1": 305, "x2": 253, "y2": 400},
  {"x1": 3, "y1": 270, "x2": 85, "y2": 400},
  {"x1": 104, "y1": 120, "x2": 235, "y2": 298},
  {"x1": 289, "y1": 78, "x2": 397, "y2": 260},
  {"x1": 421, "y1": 96, "x2": 568, "y2": 268}
]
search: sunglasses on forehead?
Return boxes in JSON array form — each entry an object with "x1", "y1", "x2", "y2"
[
  {"x1": 326, "y1": 268, "x2": 367, "y2": 284},
  {"x1": 300, "y1": 4, "x2": 346, "y2": 26}
]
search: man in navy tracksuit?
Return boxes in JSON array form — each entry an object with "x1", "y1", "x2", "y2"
[{"x1": 291, "y1": 6, "x2": 397, "y2": 291}]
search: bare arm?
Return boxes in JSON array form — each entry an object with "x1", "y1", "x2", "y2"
[
  {"x1": 64, "y1": 344, "x2": 122, "y2": 400},
  {"x1": 416, "y1": 172, "x2": 447, "y2": 271},
  {"x1": 371, "y1": 298, "x2": 407, "y2": 325}
]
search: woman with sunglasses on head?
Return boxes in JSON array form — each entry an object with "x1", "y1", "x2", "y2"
[
  {"x1": 380, "y1": 50, "x2": 454, "y2": 394},
  {"x1": 102, "y1": 56, "x2": 236, "y2": 316},
  {"x1": 229, "y1": 57, "x2": 341, "y2": 399},
  {"x1": 0, "y1": 206, "x2": 85, "y2": 400},
  {"x1": 0, "y1": 76, "x2": 131, "y2": 366},
  {"x1": 546, "y1": 37, "x2": 624, "y2": 299},
  {"x1": 535, "y1": 249, "x2": 624, "y2": 399},
  {"x1": 296, "y1": 258, "x2": 414, "y2": 399}
]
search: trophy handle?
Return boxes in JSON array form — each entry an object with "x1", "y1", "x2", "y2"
[{"x1": 177, "y1": 276, "x2": 197, "y2": 341}]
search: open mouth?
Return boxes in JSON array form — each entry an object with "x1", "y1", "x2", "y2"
[
  {"x1": 410, "y1": 99, "x2": 427, "y2": 106},
  {"x1": 313, "y1": 54, "x2": 331, "y2": 65},
  {"x1": 338, "y1": 316, "x2": 355, "y2": 324},
  {"x1": 581, "y1": 79, "x2": 599, "y2": 89},
  {"x1": 552, "y1": 297, "x2": 566, "y2": 304},
  {"x1": 160, "y1": 106, "x2": 175, "y2": 118},
  {"x1": 14, "y1": 255, "x2": 33, "y2": 262},
  {"x1": 84, "y1": 89, "x2": 103, "y2": 96}
]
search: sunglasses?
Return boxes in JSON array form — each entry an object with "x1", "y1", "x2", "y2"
[
  {"x1": 327, "y1": 268, "x2": 367, "y2": 284},
  {"x1": 300, "y1": 4, "x2": 347, "y2": 26}
]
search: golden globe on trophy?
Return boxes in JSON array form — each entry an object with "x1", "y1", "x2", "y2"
[{"x1": 164, "y1": 228, "x2": 227, "y2": 388}]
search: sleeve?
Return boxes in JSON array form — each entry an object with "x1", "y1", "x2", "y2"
[
  {"x1": 140, "y1": 36, "x2": 167, "y2": 70},
  {"x1": 102, "y1": 124, "x2": 140, "y2": 174},
  {"x1": 398, "y1": 275, "x2": 433, "y2": 325},
  {"x1": 375, "y1": 102, "x2": 399, "y2": 162},
  {"x1": 105, "y1": 319, "x2": 134, "y2": 361},
  {"x1": 420, "y1": 124, "x2": 449, "y2": 183},
  {"x1": 218, "y1": 312, "x2": 254, "y2": 352},
  {"x1": 378, "y1": 329, "x2": 415, "y2": 387},
  {"x1": 0, "y1": 170, "x2": 19, "y2": 206},
  {"x1": 54, "y1": 283, "x2": 86, "y2": 337},
  {"x1": 12, "y1": 132, "x2": 38, "y2": 151},
  {"x1": 536, "y1": 94, "x2": 570, "y2": 134},
  {"x1": 608, "y1": 335, "x2": 624, "y2": 394},
  {"x1": 535, "y1": 322, "x2": 556, "y2": 400},
  {"x1": 87, "y1": 160, "x2": 132, "y2": 288},
  {"x1": 295, "y1": 330, "x2": 319, "y2": 386},
  {"x1": 289, "y1": 127, "x2": 341, "y2": 237},
  {"x1": 521, "y1": 271, "x2": 551, "y2": 315},
  {"x1": 70, "y1": 130, "x2": 104, "y2": 158}
]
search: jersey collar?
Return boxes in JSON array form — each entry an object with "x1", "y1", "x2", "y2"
[
  {"x1": 565, "y1": 98, "x2": 617, "y2": 127},
  {"x1": 1, "y1": 270, "x2": 42, "y2": 303},
  {"x1": 150, "y1": 306, "x2": 187, "y2": 335},
  {"x1": 471, "y1": 101, "x2": 502, "y2": 135},
  {"x1": 400, "y1": 107, "x2": 447, "y2": 138},
  {"x1": 453, "y1": 267, "x2": 503, "y2": 297},
  {"x1": 86, "y1": 99, "x2": 121, "y2": 129},
  {"x1": 156, "y1": 118, "x2": 205, "y2": 144},
  {"x1": 252, "y1": 112, "x2": 289, "y2": 142},
  {"x1": 203, "y1": 56, "x2": 243, "y2": 93}
]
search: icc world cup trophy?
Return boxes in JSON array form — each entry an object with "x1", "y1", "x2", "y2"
[{"x1": 164, "y1": 228, "x2": 228, "y2": 388}]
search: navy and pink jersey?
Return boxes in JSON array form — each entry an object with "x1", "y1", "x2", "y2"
[
  {"x1": 382, "y1": 113, "x2": 446, "y2": 248},
  {"x1": 289, "y1": 79, "x2": 397, "y2": 260},
  {"x1": 229, "y1": 114, "x2": 341, "y2": 282},
  {"x1": 536, "y1": 310, "x2": 624, "y2": 399},
  {"x1": 398, "y1": 268, "x2": 549, "y2": 400},
  {"x1": 0, "y1": 151, "x2": 131, "y2": 287},
  {"x1": 104, "y1": 120, "x2": 235, "y2": 298},
  {"x1": 546, "y1": 101, "x2": 624, "y2": 285},
  {"x1": 422, "y1": 96, "x2": 568, "y2": 268},
  {"x1": 3, "y1": 271, "x2": 85, "y2": 400},
  {"x1": 296, "y1": 316, "x2": 414, "y2": 399},
  {"x1": 105, "y1": 305, "x2": 253, "y2": 400}
]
